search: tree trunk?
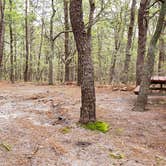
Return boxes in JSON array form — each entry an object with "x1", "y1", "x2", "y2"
[
  {"x1": 24, "y1": 0, "x2": 29, "y2": 82},
  {"x1": 122, "y1": 0, "x2": 136, "y2": 84},
  {"x1": 9, "y1": 0, "x2": 14, "y2": 83},
  {"x1": 48, "y1": 0, "x2": 55, "y2": 85},
  {"x1": 64, "y1": 0, "x2": 70, "y2": 82},
  {"x1": 158, "y1": 24, "x2": 165, "y2": 76},
  {"x1": 70, "y1": 0, "x2": 96, "y2": 124},
  {"x1": 0, "y1": 0, "x2": 5, "y2": 78},
  {"x1": 136, "y1": 0, "x2": 149, "y2": 85},
  {"x1": 134, "y1": 1, "x2": 166, "y2": 112}
]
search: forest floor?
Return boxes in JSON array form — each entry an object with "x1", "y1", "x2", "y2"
[{"x1": 0, "y1": 82, "x2": 165, "y2": 166}]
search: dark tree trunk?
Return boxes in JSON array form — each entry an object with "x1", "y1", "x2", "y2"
[
  {"x1": 48, "y1": 0, "x2": 55, "y2": 85},
  {"x1": 64, "y1": 0, "x2": 70, "y2": 82},
  {"x1": 122, "y1": 0, "x2": 136, "y2": 84},
  {"x1": 9, "y1": 0, "x2": 14, "y2": 83},
  {"x1": 70, "y1": 0, "x2": 96, "y2": 124},
  {"x1": 0, "y1": 0, "x2": 5, "y2": 78},
  {"x1": 24, "y1": 0, "x2": 29, "y2": 82},
  {"x1": 134, "y1": 1, "x2": 166, "y2": 112},
  {"x1": 136, "y1": 0, "x2": 149, "y2": 85}
]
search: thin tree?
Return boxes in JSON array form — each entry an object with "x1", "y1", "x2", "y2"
[
  {"x1": 70, "y1": 0, "x2": 96, "y2": 123},
  {"x1": 0, "y1": 0, "x2": 5, "y2": 78},
  {"x1": 158, "y1": 22, "x2": 165, "y2": 75},
  {"x1": 64, "y1": 0, "x2": 70, "y2": 82},
  {"x1": 134, "y1": 0, "x2": 166, "y2": 112},
  {"x1": 9, "y1": 0, "x2": 14, "y2": 83},
  {"x1": 24, "y1": 0, "x2": 30, "y2": 82}
]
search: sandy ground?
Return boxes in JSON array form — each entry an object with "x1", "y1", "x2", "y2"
[{"x1": 0, "y1": 82, "x2": 165, "y2": 166}]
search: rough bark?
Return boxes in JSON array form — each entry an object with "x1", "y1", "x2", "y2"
[
  {"x1": 122, "y1": 0, "x2": 136, "y2": 84},
  {"x1": 9, "y1": 0, "x2": 14, "y2": 83},
  {"x1": 134, "y1": 0, "x2": 166, "y2": 112},
  {"x1": 64, "y1": 0, "x2": 70, "y2": 82},
  {"x1": 48, "y1": 0, "x2": 55, "y2": 85},
  {"x1": 0, "y1": 0, "x2": 5, "y2": 78},
  {"x1": 77, "y1": 0, "x2": 95, "y2": 86},
  {"x1": 24, "y1": 0, "x2": 29, "y2": 82},
  {"x1": 158, "y1": 23, "x2": 165, "y2": 75},
  {"x1": 70, "y1": 0, "x2": 96, "y2": 124},
  {"x1": 136, "y1": 0, "x2": 150, "y2": 85}
]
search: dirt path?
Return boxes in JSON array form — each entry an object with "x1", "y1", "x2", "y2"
[{"x1": 0, "y1": 82, "x2": 165, "y2": 166}]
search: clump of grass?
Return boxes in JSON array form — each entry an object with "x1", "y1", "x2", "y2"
[
  {"x1": 59, "y1": 127, "x2": 71, "y2": 134},
  {"x1": 83, "y1": 121, "x2": 110, "y2": 133},
  {"x1": 110, "y1": 152, "x2": 125, "y2": 159}
]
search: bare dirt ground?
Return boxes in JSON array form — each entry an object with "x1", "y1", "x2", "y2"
[{"x1": 0, "y1": 82, "x2": 165, "y2": 166}]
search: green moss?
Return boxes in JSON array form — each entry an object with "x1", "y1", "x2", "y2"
[{"x1": 84, "y1": 121, "x2": 110, "y2": 133}]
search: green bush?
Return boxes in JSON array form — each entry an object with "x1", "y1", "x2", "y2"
[{"x1": 84, "y1": 121, "x2": 110, "y2": 133}]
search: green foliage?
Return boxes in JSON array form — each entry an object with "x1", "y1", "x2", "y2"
[{"x1": 83, "y1": 121, "x2": 110, "y2": 133}]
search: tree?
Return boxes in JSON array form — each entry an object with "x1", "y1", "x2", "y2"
[
  {"x1": 136, "y1": 0, "x2": 150, "y2": 86},
  {"x1": 158, "y1": 22, "x2": 165, "y2": 75},
  {"x1": 64, "y1": 0, "x2": 70, "y2": 82},
  {"x1": 24, "y1": 0, "x2": 30, "y2": 82},
  {"x1": 122, "y1": 0, "x2": 136, "y2": 84},
  {"x1": 134, "y1": 0, "x2": 166, "y2": 112},
  {"x1": 9, "y1": 0, "x2": 14, "y2": 83},
  {"x1": 0, "y1": 0, "x2": 5, "y2": 78},
  {"x1": 70, "y1": 0, "x2": 96, "y2": 123}
]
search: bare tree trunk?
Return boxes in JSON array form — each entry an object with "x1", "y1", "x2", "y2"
[
  {"x1": 0, "y1": 0, "x2": 5, "y2": 78},
  {"x1": 64, "y1": 0, "x2": 70, "y2": 82},
  {"x1": 70, "y1": 0, "x2": 96, "y2": 124},
  {"x1": 24, "y1": 0, "x2": 29, "y2": 82},
  {"x1": 158, "y1": 23, "x2": 165, "y2": 75},
  {"x1": 97, "y1": 29, "x2": 103, "y2": 84},
  {"x1": 122, "y1": 0, "x2": 136, "y2": 84},
  {"x1": 136, "y1": 0, "x2": 149, "y2": 85},
  {"x1": 109, "y1": 31, "x2": 120, "y2": 84},
  {"x1": 134, "y1": 1, "x2": 166, "y2": 112},
  {"x1": 48, "y1": 0, "x2": 55, "y2": 85},
  {"x1": 76, "y1": 0, "x2": 95, "y2": 86},
  {"x1": 9, "y1": 0, "x2": 14, "y2": 83}
]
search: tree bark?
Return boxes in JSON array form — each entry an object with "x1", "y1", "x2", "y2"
[
  {"x1": 64, "y1": 0, "x2": 70, "y2": 82},
  {"x1": 48, "y1": 0, "x2": 55, "y2": 85},
  {"x1": 0, "y1": 0, "x2": 5, "y2": 78},
  {"x1": 134, "y1": 0, "x2": 166, "y2": 112},
  {"x1": 136, "y1": 0, "x2": 149, "y2": 85},
  {"x1": 9, "y1": 0, "x2": 14, "y2": 83},
  {"x1": 158, "y1": 23, "x2": 165, "y2": 75},
  {"x1": 122, "y1": 0, "x2": 136, "y2": 84},
  {"x1": 24, "y1": 0, "x2": 29, "y2": 82},
  {"x1": 70, "y1": 0, "x2": 96, "y2": 124}
]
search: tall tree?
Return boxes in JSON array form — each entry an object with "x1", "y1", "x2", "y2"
[
  {"x1": 0, "y1": 0, "x2": 5, "y2": 77},
  {"x1": 24, "y1": 0, "x2": 30, "y2": 82},
  {"x1": 134, "y1": 0, "x2": 166, "y2": 112},
  {"x1": 64, "y1": 0, "x2": 70, "y2": 82},
  {"x1": 48, "y1": 0, "x2": 56, "y2": 85},
  {"x1": 158, "y1": 22, "x2": 165, "y2": 75},
  {"x1": 70, "y1": 0, "x2": 96, "y2": 123},
  {"x1": 122, "y1": 0, "x2": 136, "y2": 84},
  {"x1": 136, "y1": 0, "x2": 150, "y2": 85},
  {"x1": 9, "y1": 0, "x2": 14, "y2": 83}
]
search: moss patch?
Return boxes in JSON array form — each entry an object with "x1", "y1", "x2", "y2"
[{"x1": 83, "y1": 121, "x2": 110, "y2": 133}]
